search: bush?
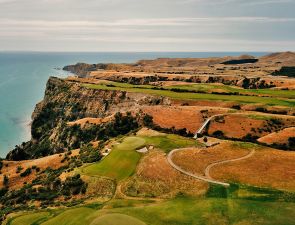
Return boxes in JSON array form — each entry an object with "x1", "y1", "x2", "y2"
[
  {"x1": 3, "y1": 175, "x2": 9, "y2": 187},
  {"x1": 20, "y1": 168, "x2": 32, "y2": 177},
  {"x1": 212, "y1": 130, "x2": 224, "y2": 138},
  {"x1": 16, "y1": 166, "x2": 23, "y2": 173}
]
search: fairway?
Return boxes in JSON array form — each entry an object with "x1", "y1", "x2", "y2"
[
  {"x1": 83, "y1": 83, "x2": 295, "y2": 107},
  {"x1": 9, "y1": 195, "x2": 295, "y2": 225},
  {"x1": 90, "y1": 213, "x2": 146, "y2": 225},
  {"x1": 82, "y1": 137, "x2": 145, "y2": 180},
  {"x1": 9, "y1": 212, "x2": 50, "y2": 225},
  {"x1": 41, "y1": 208, "x2": 96, "y2": 225}
]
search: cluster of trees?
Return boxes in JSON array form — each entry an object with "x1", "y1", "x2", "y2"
[
  {"x1": 60, "y1": 112, "x2": 139, "y2": 149},
  {"x1": 0, "y1": 165, "x2": 87, "y2": 209}
]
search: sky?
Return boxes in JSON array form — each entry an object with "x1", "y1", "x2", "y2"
[{"x1": 0, "y1": 0, "x2": 294, "y2": 52}]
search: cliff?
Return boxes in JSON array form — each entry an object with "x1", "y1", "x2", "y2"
[{"x1": 6, "y1": 77, "x2": 170, "y2": 160}]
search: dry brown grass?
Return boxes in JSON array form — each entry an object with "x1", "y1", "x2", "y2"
[
  {"x1": 208, "y1": 113, "x2": 295, "y2": 139},
  {"x1": 142, "y1": 105, "x2": 229, "y2": 133},
  {"x1": 0, "y1": 149, "x2": 79, "y2": 190},
  {"x1": 258, "y1": 127, "x2": 295, "y2": 145},
  {"x1": 211, "y1": 146, "x2": 295, "y2": 191},
  {"x1": 67, "y1": 116, "x2": 113, "y2": 128},
  {"x1": 122, "y1": 150, "x2": 208, "y2": 198},
  {"x1": 208, "y1": 114, "x2": 265, "y2": 139},
  {"x1": 172, "y1": 142, "x2": 249, "y2": 176}
]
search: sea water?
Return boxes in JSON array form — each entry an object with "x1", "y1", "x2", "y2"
[{"x1": 0, "y1": 51, "x2": 267, "y2": 157}]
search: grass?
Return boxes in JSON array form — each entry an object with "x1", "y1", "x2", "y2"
[
  {"x1": 140, "y1": 134, "x2": 201, "y2": 153},
  {"x1": 41, "y1": 207, "x2": 96, "y2": 225},
  {"x1": 83, "y1": 83, "x2": 295, "y2": 107},
  {"x1": 81, "y1": 137, "x2": 144, "y2": 181},
  {"x1": 116, "y1": 137, "x2": 146, "y2": 150},
  {"x1": 81, "y1": 134, "x2": 199, "y2": 180},
  {"x1": 8, "y1": 184, "x2": 295, "y2": 225},
  {"x1": 167, "y1": 83, "x2": 295, "y2": 99},
  {"x1": 8, "y1": 212, "x2": 50, "y2": 225},
  {"x1": 90, "y1": 213, "x2": 146, "y2": 225},
  {"x1": 246, "y1": 114, "x2": 276, "y2": 120},
  {"x1": 10, "y1": 198, "x2": 295, "y2": 225}
]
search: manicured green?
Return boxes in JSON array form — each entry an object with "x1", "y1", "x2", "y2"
[
  {"x1": 140, "y1": 134, "x2": 201, "y2": 153},
  {"x1": 81, "y1": 137, "x2": 145, "y2": 180},
  {"x1": 9, "y1": 212, "x2": 50, "y2": 225},
  {"x1": 91, "y1": 213, "x2": 146, "y2": 225},
  {"x1": 83, "y1": 83, "x2": 295, "y2": 107},
  {"x1": 116, "y1": 137, "x2": 146, "y2": 150}
]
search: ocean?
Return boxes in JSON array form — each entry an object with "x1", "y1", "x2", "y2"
[{"x1": 0, "y1": 51, "x2": 267, "y2": 157}]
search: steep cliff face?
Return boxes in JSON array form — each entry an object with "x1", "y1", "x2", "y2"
[{"x1": 6, "y1": 77, "x2": 170, "y2": 160}]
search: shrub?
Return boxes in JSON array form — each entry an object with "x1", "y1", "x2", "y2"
[
  {"x1": 16, "y1": 166, "x2": 23, "y2": 173},
  {"x1": 3, "y1": 175, "x2": 9, "y2": 187},
  {"x1": 20, "y1": 168, "x2": 32, "y2": 177},
  {"x1": 212, "y1": 130, "x2": 224, "y2": 138}
]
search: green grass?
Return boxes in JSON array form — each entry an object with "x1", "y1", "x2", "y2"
[
  {"x1": 9, "y1": 197, "x2": 295, "y2": 225},
  {"x1": 8, "y1": 212, "x2": 50, "y2": 225},
  {"x1": 116, "y1": 137, "x2": 146, "y2": 150},
  {"x1": 140, "y1": 134, "x2": 201, "y2": 153},
  {"x1": 246, "y1": 114, "x2": 275, "y2": 120},
  {"x1": 90, "y1": 213, "x2": 146, "y2": 225},
  {"x1": 165, "y1": 83, "x2": 295, "y2": 99},
  {"x1": 81, "y1": 134, "x2": 199, "y2": 180},
  {"x1": 41, "y1": 207, "x2": 96, "y2": 225},
  {"x1": 81, "y1": 137, "x2": 144, "y2": 181},
  {"x1": 8, "y1": 185, "x2": 295, "y2": 225},
  {"x1": 83, "y1": 83, "x2": 295, "y2": 107}
]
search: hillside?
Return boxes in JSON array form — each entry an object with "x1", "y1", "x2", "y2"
[{"x1": 1, "y1": 53, "x2": 295, "y2": 225}]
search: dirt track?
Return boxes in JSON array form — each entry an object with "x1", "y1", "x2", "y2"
[{"x1": 167, "y1": 147, "x2": 255, "y2": 187}]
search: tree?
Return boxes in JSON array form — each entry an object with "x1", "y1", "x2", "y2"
[{"x1": 3, "y1": 175, "x2": 9, "y2": 187}]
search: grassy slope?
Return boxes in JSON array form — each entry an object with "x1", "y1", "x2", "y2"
[{"x1": 83, "y1": 83, "x2": 295, "y2": 107}]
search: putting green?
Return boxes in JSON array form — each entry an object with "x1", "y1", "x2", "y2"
[
  {"x1": 90, "y1": 213, "x2": 146, "y2": 225},
  {"x1": 116, "y1": 137, "x2": 146, "y2": 150}
]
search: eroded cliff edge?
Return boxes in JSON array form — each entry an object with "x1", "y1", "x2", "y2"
[{"x1": 6, "y1": 77, "x2": 170, "y2": 160}]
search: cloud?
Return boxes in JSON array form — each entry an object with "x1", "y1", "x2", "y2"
[{"x1": 0, "y1": 16, "x2": 294, "y2": 29}]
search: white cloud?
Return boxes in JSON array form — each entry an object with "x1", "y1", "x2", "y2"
[{"x1": 0, "y1": 16, "x2": 294, "y2": 29}]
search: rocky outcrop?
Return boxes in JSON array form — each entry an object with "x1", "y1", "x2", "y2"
[
  {"x1": 6, "y1": 77, "x2": 170, "y2": 160},
  {"x1": 63, "y1": 63, "x2": 108, "y2": 77}
]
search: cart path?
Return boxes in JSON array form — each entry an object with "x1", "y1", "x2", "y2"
[{"x1": 167, "y1": 148, "x2": 255, "y2": 187}]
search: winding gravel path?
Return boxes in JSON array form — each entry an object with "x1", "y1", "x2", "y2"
[{"x1": 167, "y1": 148, "x2": 255, "y2": 187}]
